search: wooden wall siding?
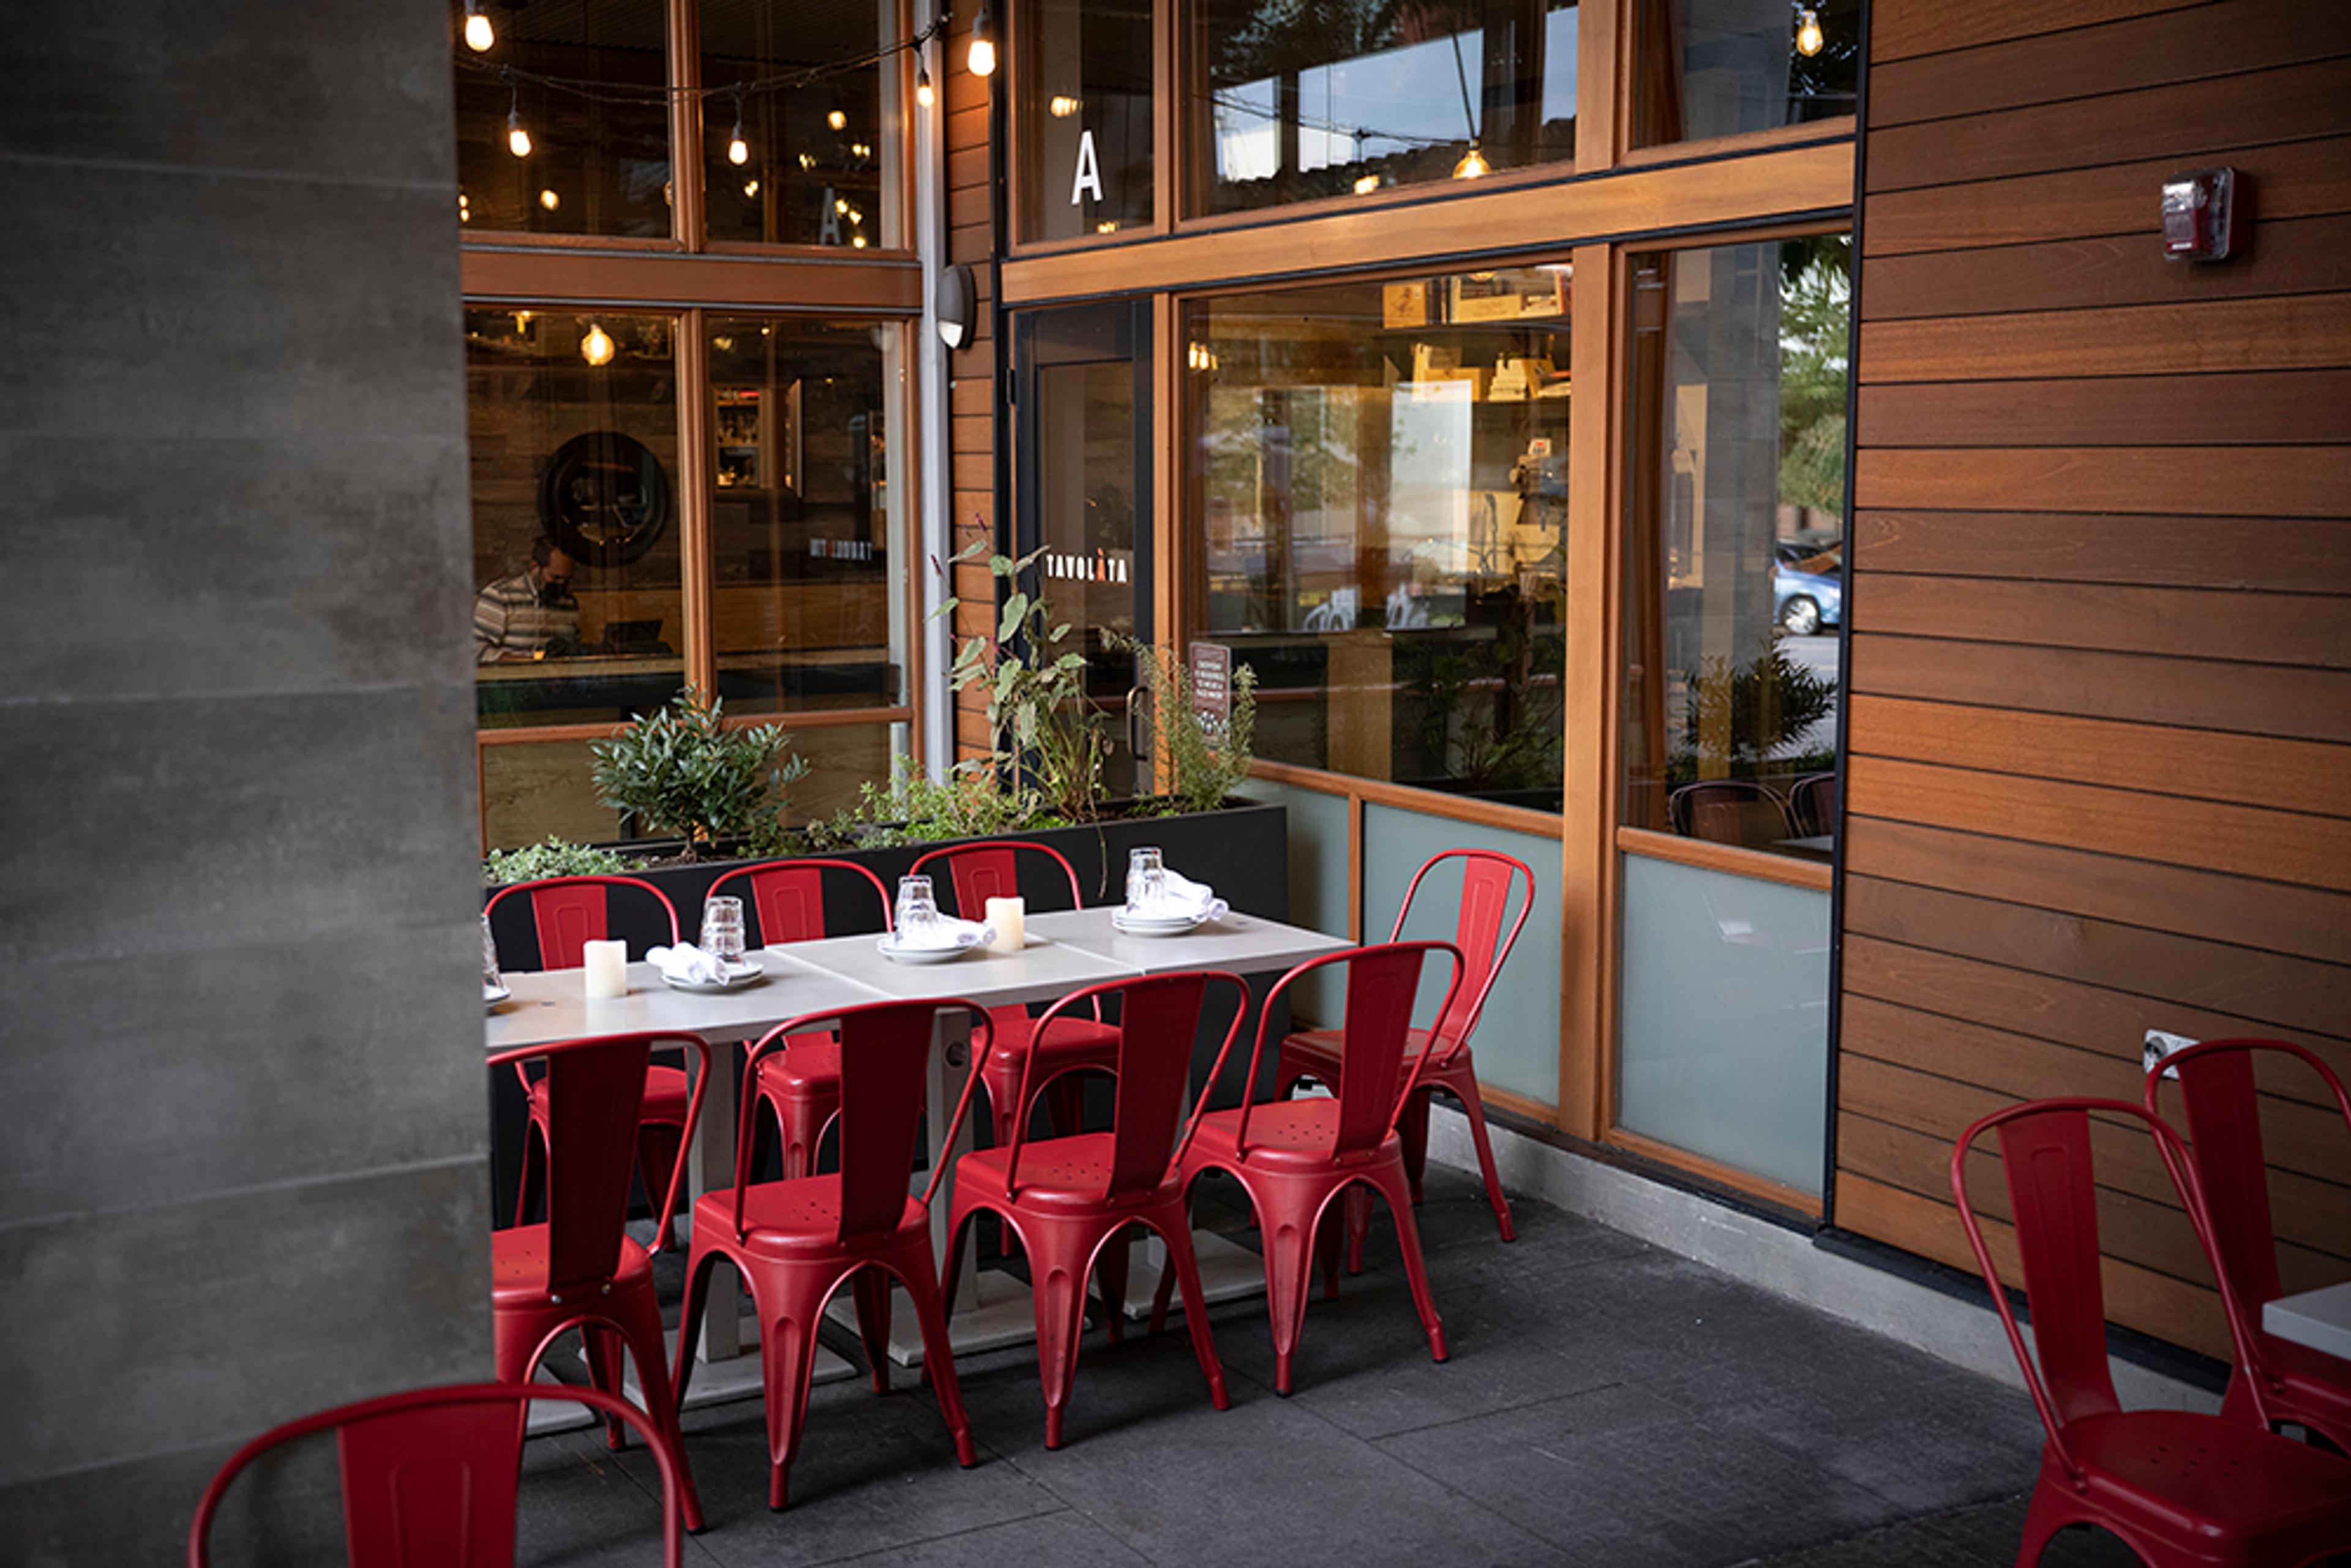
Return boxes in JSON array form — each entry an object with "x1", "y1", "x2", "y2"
[
  {"x1": 1843, "y1": 1, "x2": 2351, "y2": 1357},
  {"x1": 945, "y1": 34, "x2": 999, "y2": 759}
]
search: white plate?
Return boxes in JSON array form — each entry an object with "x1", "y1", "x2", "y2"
[
  {"x1": 876, "y1": 937, "x2": 975, "y2": 965},
  {"x1": 484, "y1": 980, "x2": 512, "y2": 1009},
  {"x1": 1112, "y1": 910, "x2": 1211, "y2": 937},
  {"x1": 660, "y1": 958, "x2": 765, "y2": 993}
]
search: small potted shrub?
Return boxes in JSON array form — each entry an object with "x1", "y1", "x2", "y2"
[{"x1": 588, "y1": 688, "x2": 808, "y2": 860}]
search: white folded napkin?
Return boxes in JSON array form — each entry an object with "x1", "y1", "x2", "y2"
[
  {"x1": 889, "y1": 915, "x2": 992, "y2": 951},
  {"x1": 648, "y1": 943, "x2": 729, "y2": 985},
  {"x1": 1130, "y1": 869, "x2": 1228, "y2": 923}
]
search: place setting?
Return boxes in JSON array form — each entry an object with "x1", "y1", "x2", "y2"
[
  {"x1": 649, "y1": 896, "x2": 765, "y2": 992},
  {"x1": 876, "y1": 874, "x2": 994, "y2": 965},
  {"x1": 1111, "y1": 846, "x2": 1228, "y2": 937}
]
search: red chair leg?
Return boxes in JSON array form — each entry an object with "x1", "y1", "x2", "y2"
[
  {"x1": 1025, "y1": 1218, "x2": 1094, "y2": 1449},
  {"x1": 1397, "y1": 1087, "x2": 1431, "y2": 1204},
  {"x1": 1368, "y1": 1161, "x2": 1447, "y2": 1365},
  {"x1": 1252, "y1": 1179, "x2": 1324, "y2": 1397},
  {"x1": 2010, "y1": 1475, "x2": 2077, "y2": 1568},
  {"x1": 1150, "y1": 1210, "x2": 1230, "y2": 1412},
  {"x1": 1317, "y1": 1203, "x2": 1345, "y2": 1300},
  {"x1": 1343, "y1": 1186, "x2": 1374, "y2": 1276},
  {"x1": 850, "y1": 1266, "x2": 893, "y2": 1393},
  {"x1": 635, "y1": 1119, "x2": 684, "y2": 1250},
  {"x1": 514, "y1": 1117, "x2": 548, "y2": 1228},
  {"x1": 891, "y1": 1242, "x2": 978, "y2": 1469},
  {"x1": 751, "y1": 1266, "x2": 834, "y2": 1510},
  {"x1": 780, "y1": 1091, "x2": 831, "y2": 1181},
  {"x1": 1443, "y1": 1069, "x2": 1516, "y2": 1243},
  {"x1": 1044, "y1": 1073, "x2": 1088, "y2": 1139},
  {"x1": 581, "y1": 1324, "x2": 630, "y2": 1449},
  {"x1": 610, "y1": 1284, "x2": 707, "y2": 1533},
  {"x1": 1095, "y1": 1226, "x2": 1130, "y2": 1346}
]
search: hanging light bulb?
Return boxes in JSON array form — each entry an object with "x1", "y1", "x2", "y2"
[
  {"x1": 743, "y1": 179, "x2": 759, "y2": 197},
  {"x1": 1452, "y1": 143, "x2": 1489, "y2": 179},
  {"x1": 968, "y1": 4, "x2": 997, "y2": 78},
  {"x1": 1794, "y1": 6, "x2": 1824, "y2": 55},
  {"x1": 462, "y1": 0, "x2": 495, "y2": 51},
  {"x1": 828, "y1": 108, "x2": 848, "y2": 132},
  {"x1": 917, "y1": 64, "x2": 935, "y2": 108},
  {"x1": 852, "y1": 234, "x2": 869, "y2": 248},
  {"x1": 581, "y1": 322, "x2": 615, "y2": 367},
  {"x1": 507, "y1": 103, "x2": 531, "y2": 158},
  {"x1": 538, "y1": 186, "x2": 560, "y2": 209},
  {"x1": 1049, "y1": 95, "x2": 1080, "y2": 118},
  {"x1": 726, "y1": 94, "x2": 749, "y2": 165}
]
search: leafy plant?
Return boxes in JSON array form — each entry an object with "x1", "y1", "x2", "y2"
[
  {"x1": 935, "y1": 543, "x2": 1105, "y2": 823},
  {"x1": 1679, "y1": 637, "x2": 1837, "y2": 770},
  {"x1": 588, "y1": 688, "x2": 808, "y2": 854},
  {"x1": 482, "y1": 836, "x2": 629, "y2": 887},
  {"x1": 816, "y1": 756, "x2": 1043, "y2": 849},
  {"x1": 1114, "y1": 633, "x2": 1259, "y2": 814}
]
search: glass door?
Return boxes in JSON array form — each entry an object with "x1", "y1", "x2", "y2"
[{"x1": 1013, "y1": 299, "x2": 1154, "y2": 797}]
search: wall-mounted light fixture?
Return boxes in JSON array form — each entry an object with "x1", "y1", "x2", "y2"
[{"x1": 937, "y1": 263, "x2": 977, "y2": 350}]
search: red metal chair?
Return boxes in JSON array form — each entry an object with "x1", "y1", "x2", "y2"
[
  {"x1": 188, "y1": 1382, "x2": 688, "y2": 1568},
  {"x1": 2146, "y1": 1037, "x2": 2351, "y2": 1452},
  {"x1": 1157, "y1": 941, "x2": 1464, "y2": 1395},
  {"x1": 1951, "y1": 1097, "x2": 2351, "y2": 1566},
  {"x1": 1276, "y1": 849, "x2": 1532, "y2": 1265},
  {"x1": 487, "y1": 1030, "x2": 708, "y2": 1533},
  {"x1": 705, "y1": 858, "x2": 894, "y2": 1178},
  {"x1": 910, "y1": 839, "x2": 1121, "y2": 1147},
  {"x1": 673, "y1": 998, "x2": 986, "y2": 1509},
  {"x1": 485, "y1": 875, "x2": 688, "y2": 1242},
  {"x1": 943, "y1": 969, "x2": 1248, "y2": 1447},
  {"x1": 1668, "y1": 778, "x2": 1792, "y2": 846},
  {"x1": 1787, "y1": 771, "x2": 1839, "y2": 840}
]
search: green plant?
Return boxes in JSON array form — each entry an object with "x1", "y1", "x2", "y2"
[
  {"x1": 588, "y1": 688, "x2": 808, "y2": 854},
  {"x1": 935, "y1": 543, "x2": 1105, "y2": 823},
  {"x1": 482, "y1": 836, "x2": 629, "y2": 887},
  {"x1": 819, "y1": 756, "x2": 1041, "y2": 849},
  {"x1": 1679, "y1": 637, "x2": 1837, "y2": 770},
  {"x1": 1113, "y1": 633, "x2": 1259, "y2": 814}
]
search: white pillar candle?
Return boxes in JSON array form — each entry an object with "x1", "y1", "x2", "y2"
[
  {"x1": 582, "y1": 939, "x2": 628, "y2": 999},
  {"x1": 984, "y1": 896, "x2": 1025, "y2": 954}
]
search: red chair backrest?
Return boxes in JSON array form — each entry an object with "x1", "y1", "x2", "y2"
[
  {"x1": 484, "y1": 875, "x2": 680, "y2": 969},
  {"x1": 188, "y1": 1382, "x2": 686, "y2": 1568},
  {"x1": 1949, "y1": 1097, "x2": 2265, "y2": 1476},
  {"x1": 2146, "y1": 1037, "x2": 2351, "y2": 1311},
  {"x1": 1217, "y1": 942, "x2": 1463, "y2": 1161},
  {"x1": 738, "y1": 999, "x2": 992, "y2": 1245},
  {"x1": 910, "y1": 839, "x2": 1086, "y2": 917},
  {"x1": 997, "y1": 970, "x2": 1250, "y2": 1200},
  {"x1": 706, "y1": 858, "x2": 893, "y2": 946},
  {"x1": 1387, "y1": 849, "x2": 1532, "y2": 1061},
  {"x1": 488, "y1": 1032, "x2": 708, "y2": 1285}
]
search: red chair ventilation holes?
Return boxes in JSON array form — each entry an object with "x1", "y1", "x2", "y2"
[
  {"x1": 1951, "y1": 1097, "x2": 2351, "y2": 1566},
  {"x1": 189, "y1": 1382, "x2": 689, "y2": 1568},
  {"x1": 2147, "y1": 1037, "x2": 2351, "y2": 1452},
  {"x1": 673, "y1": 998, "x2": 987, "y2": 1509},
  {"x1": 1159, "y1": 940, "x2": 1464, "y2": 1395},
  {"x1": 945, "y1": 969, "x2": 1248, "y2": 1447}
]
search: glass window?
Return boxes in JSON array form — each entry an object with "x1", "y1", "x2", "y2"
[
  {"x1": 1019, "y1": 0, "x2": 1155, "y2": 241},
  {"x1": 1191, "y1": 0, "x2": 1577, "y2": 217},
  {"x1": 1190, "y1": 268, "x2": 1571, "y2": 810},
  {"x1": 482, "y1": 738, "x2": 622, "y2": 852},
  {"x1": 702, "y1": 0, "x2": 899, "y2": 249},
  {"x1": 706, "y1": 317, "x2": 906, "y2": 715},
  {"x1": 465, "y1": 309, "x2": 684, "y2": 727},
  {"x1": 1621, "y1": 236, "x2": 1850, "y2": 857},
  {"x1": 452, "y1": 0, "x2": 672, "y2": 239},
  {"x1": 1632, "y1": 0, "x2": 1858, "y2": 149}
]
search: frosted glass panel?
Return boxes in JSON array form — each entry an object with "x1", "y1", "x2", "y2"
[
  {"x1": 1364, "y1": 804, "x2": 1559, "y2": 1108},
  {"x1": 1616, "y1": 853, "x2": 1828, "y2": 1193}
]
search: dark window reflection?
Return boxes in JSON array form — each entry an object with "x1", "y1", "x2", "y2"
[
  {"x1": 702, "y1": 0, "x2": 893, "y2": 248},
  {"x1": 1632, "y1": 0, "x2": 1859, "y2": 149},
  {"x1": 1192, "y1": 0, "x2": 1577, "y2": 217},
  {"x1": 452, "y1": 0, "x2": 672, "y2": 239},
  {"x1": 1021, "y1": 0, "x2": 1155, "y2": 241}
]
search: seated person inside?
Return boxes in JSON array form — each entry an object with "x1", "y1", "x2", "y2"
[{"x1": 474, "y1": 538, "x2": 580, "y2": 663}]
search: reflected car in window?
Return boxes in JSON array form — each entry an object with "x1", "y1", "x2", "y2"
[{"x1": 1772, "y1": 553, "x2": 1842, "y2": 636}]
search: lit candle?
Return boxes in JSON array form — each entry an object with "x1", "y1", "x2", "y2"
[
  {"x1": 582, "y1": 940, "x2": 628, "y2": 999},
  {"x1": 984, "y1": 897, "x2": 1025, "y2": 954}
]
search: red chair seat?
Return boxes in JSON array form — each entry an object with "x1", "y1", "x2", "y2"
[
  {"x1": 754, "y1": 1037, "x2": 839, "y2": 1095},
  {"x1": 1190, "y1": 1100, "x2": 1401, "y2": 1171},
  {"x1": 491, "y1": 1223, "x2": 654, "y2": 1305},
  {"x1": 956, "y1": 1133, "x2": 1181, "y2": 1213},
  {"x1": 2065, "y1": 1408, "x2": 2351, "y2": 1534},
  {"x1": 689, "y1": 1180, "x2": 928, "y2": 1259}
]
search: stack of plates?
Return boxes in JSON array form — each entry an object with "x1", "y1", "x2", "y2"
[
  {"x1": 1112, "y1": 908, "x2": 1210, "y2": 937},
  {"x1": 662, "y1": 958, "x2": 765, "y2": 993},
  {"x1": 876, "y1": 936, "x2": 975, "y2": 965}
]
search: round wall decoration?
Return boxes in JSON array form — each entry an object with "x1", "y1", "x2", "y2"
[{"x1": 538, "y1": 430, "x2": 672, "y2": 566}]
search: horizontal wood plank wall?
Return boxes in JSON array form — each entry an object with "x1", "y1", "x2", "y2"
[
  {"x1": 946, "y1": 36, "x2": 997, "y2": 759},
  {"x1": 1844, "y1": 0, "x2": 2351, "y2": 1361}
]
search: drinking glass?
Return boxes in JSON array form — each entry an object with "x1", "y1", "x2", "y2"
[
  {"x1": 1127, "y1": 846, "x2": 1166, "y2": 913},
  {"x1": 481, "y1": 912, "x2": 502, "y2": 988},
  {"x1": 701, "y1": 896, "x2": 746, "y2": 964},
  {"x1": 896, "y1": 875, "x2": 939, "y2": 937}
]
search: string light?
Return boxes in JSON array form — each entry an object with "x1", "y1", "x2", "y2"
[
  {"x1": 917, "y1": 64, "x2": 935, "y2": 108},
  {"x1": 462, "y1": 0, "x2": 494, "y2": 52},
  {"x1": 743, "y1": 179, "x2": 759, "y2": 197},
  {"x1": 727, "y1": 92, "x2": 749, "y2": 164},
  {"x1": 538, "y1": 187, "x2": 560, "y2": 209},
  {"x1": 852, "y1": 234, "x2": 869, "y2": 248},
  {"x1": 581, "y1": 322, "x2": 615, "y2": 366},
  {"x1": 1794, "y1": 7, "x2": 1824, "y2": 55},
  {"x1": 1049, "y1": 96, "x2": 1079, "y2": 118},
  {"x1": 967, "y1": 4, "x2": 997, "y2": 78},
  {"x1": 506, "y1": 92, "x2": 531, "y2": 157},
  {"x1": 1452, "y1": 144, "x2": 1489, "y2": 179},
  {"x1": 828, "y1": 108, "x2": 847, "y2": 131}
]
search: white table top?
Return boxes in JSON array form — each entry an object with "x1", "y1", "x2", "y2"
[
  {"x1": 484, "y1": 958, "x2": 888, "y2": 1051},
  {"x1": 1026, "y1": 906, "x2": 1349, "y2": 977},
  {"x1": 764, "y1": 927, "x2": 1138, "y2": 1008},
  {"x1": 2265, "y1": 1280, "x2": 2351, "y2": 1364}
]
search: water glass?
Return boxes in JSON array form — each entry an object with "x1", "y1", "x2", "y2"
[
  {"x1": 896, "y1": 874, "x2": 939, "y2": 936},
  {"x1": 481, "y1": 912, "x2": 501, "y2": 988},
  {"x1": 701, "y1": 896, "x2": 746, "y2": 964},
  {"x1": 1127, "y1": 846, "x2": 1167, "y2": 913}
]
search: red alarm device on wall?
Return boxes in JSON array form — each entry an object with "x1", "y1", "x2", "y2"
[{"x1": 2161, "y1": 167, "x2": 2240, "y2": 261}]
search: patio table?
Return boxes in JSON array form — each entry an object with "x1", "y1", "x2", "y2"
[{"x1": 2265, "y1": 1280, "x2": 2351, "y2": 1363}]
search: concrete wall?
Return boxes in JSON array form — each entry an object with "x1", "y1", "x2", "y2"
[{"x1": 0, "y1": 3, "x2": 490, "y2": 1560}]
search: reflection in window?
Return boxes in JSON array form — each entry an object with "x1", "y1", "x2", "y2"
[
  {"x1": 1020, "y1": 0, "x2": 1154, "y2": 241},
  {"x1": 702, "y1": 0, "x2": 896, "y2": 248},
  {"x1": 1622, "y1": 236, "x2": 1850, "y2": 858},
  {"x1": 451, "y1": 0, "x2": 672, "y2": 239},
  {"x1": 1632, "y1": 0, "x2": 1858, "y2": 149},
  {"x1": 1192, "y1": 0, "x2": 1577, "y2": 216},
  {"x1": 706, "y1": 318, "x2": 905, "y2": 715},
  {"x1": 1191, "y1": 270, "x2": 1570, "y2": 809},
  {"x1": 465, "y1": 309, "x2": 683, "y2": 727}
]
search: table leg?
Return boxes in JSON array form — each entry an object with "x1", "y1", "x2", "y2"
[{"x1": 688, "y1": 1043, "x2": 743, "y2": 1363}]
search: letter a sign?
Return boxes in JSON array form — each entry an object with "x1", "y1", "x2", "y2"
[{"x1": 1070, "y1": 129, "x2": 1103, "y2": 206}]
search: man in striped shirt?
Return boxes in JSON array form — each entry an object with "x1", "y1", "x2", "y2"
[{"x1": 473, "y1": 538, "x2": 581, "y2": 663}]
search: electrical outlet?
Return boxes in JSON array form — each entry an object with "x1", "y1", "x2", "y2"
[{"x1": 2144, "y1": 1028, "x2": 2198, "y2": 1081}]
